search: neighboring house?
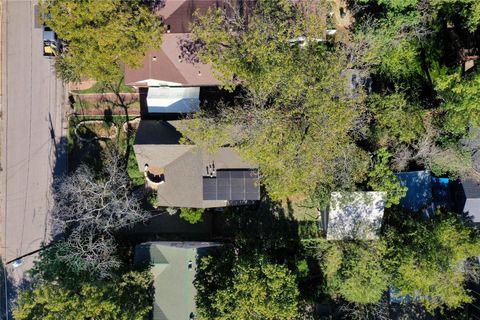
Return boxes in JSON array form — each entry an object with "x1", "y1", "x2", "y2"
[
  {"x1": 324, "y1": 192, "x2": 386, "y2": 240},
  {"x1": 124, "y1": 33, "x2": 219, "y2": 88},
  {"x1": 124, "y1": 0, "x2": 233, "y2": 113},
  {"x1": 455, "y1": 178, "x2": 480, "y2": 223},
  {"x1": 395, "y1": 170, "x2": 452, "y2": 215},
  {"x1": 134, "y1": 241, "x2": 222, "y2": 320},
  {"x1": 133, "y1": 120, "x2": 260, "y2": 208},
  {"x1": 395, "y1": 171, "x2": 434, "y2": 213}
]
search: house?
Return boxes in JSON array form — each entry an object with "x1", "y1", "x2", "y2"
[
  {"x1": 124, "y1": 0, "x2": 248, "y2": 113},
  {"x1": 133, "y1": 120, "x2": 260, "y2": 208},
  {"x1": 324, "y1": 192, "x2": 386, "y2": 240},
  {"x1": 124, "y1": 33, "x2": 219, "y2": 88},
  {"x1": 395, "y1": 171, "x2": 434, "y2": 212},
  {"x1": 455, "y1": 178, "x2": 480, "y2": 223},
  {"x1": 134, "y1": 241, "x2": 222, "y2": 320},
  {"x1": 395, "y1": 170, "x2": 453, "y2": 215}
]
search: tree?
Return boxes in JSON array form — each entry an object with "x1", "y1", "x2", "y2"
[
  {"x1": 316, "y1": 239, "x2": 390, "y2": 304},
  {"x1": 190, "y1": 0, "x2": 331, "y2": 102},
  {"x1": 182, "y1": 0, "x2": 370, "y2": 200},
  {"x1": 368, "y1": 148, "x2": 408, "y2": 208},
  {"x1": 179, "y1": 207, "x2": 205, "y2": 224},
  {"x1": 435, "y1": 70, "x2": 480, "y2": 135},
  {"x1": 430, "y1": 0, "x2": 480, "y2": 32},
  {"x1": 195, "y1": 255, "x2": 300, "y2": 320},
  {"x1": 40, "y1": 0, "x2": 162, "y2": 81},
  {"x1": 369, "y1": 93, "x2": 426, "y2": 146},
  {"x1": 51, "y1": 148, "x2": 149, "y2": 278},
  {"x1": 13, "y1": 270, "x2": 152, "y2": 320},
  {"x1": 385, "y1": 211, "x2": 480, "y2": 312}
]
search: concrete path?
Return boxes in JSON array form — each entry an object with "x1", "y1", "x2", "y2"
[{"x1": 0, "y1": 0, "x2": 66, "y2": 288}]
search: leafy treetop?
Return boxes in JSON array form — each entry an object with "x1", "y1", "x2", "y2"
[{"x1": 40, "y1": 0, "x2": 163, "y2": 82}]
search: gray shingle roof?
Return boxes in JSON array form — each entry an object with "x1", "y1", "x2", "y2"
[{"x1": 133, "y1": 120, "x2": 259, "y2": 208}]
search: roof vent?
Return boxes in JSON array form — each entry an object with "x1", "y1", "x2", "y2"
[
  {"x1": 188, "y1": 260, "x2": 193, "y2": 270},
  {"x1": 152, "y1": 56, "x2": 157, "y2": 62},
  {"x1": 198, "y1": 70, "x2": 201, "y2": 76}
]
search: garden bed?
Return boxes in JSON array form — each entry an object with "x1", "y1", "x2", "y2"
[
  {"x1": 123, "y1": 117, "x2": 141, "y2": 134},
  {"x1": 68, "y1": 115, "x2": 145, "y2": 188},
  {"x1": 75, "y1": 120, "x2": 118, "y2": 142}
]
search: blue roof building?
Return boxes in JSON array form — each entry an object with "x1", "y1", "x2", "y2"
[{"x1": 395, "y1": 171, "x2": 433, "y2": 212}]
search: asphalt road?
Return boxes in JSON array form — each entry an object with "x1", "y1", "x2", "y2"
[{"x1": 0, "y1": 0, "x2": 66, "y2": 287}]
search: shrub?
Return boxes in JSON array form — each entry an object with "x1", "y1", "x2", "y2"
[{"x1": 179, "y1": 207, "x2": 205, "y2": 224}]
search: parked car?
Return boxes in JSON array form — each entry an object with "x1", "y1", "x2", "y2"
[{"x1": 43, "y1": 25, "x2": 63, "y2": 57}]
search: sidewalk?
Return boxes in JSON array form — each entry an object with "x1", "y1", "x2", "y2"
[{"x1": 0, "y1": 0, "x2": 6, "y2": 262}]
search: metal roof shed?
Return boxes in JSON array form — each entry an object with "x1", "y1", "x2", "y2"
[
  {"x1": 326, "y1": 192, "x2": 386, "y2": 240},
  {"x1": 146, "y1": 87, "x2": 200, "y2": 113},
  {"x1": 458, "y1": 179, "x2": 480, "y2": 223}
]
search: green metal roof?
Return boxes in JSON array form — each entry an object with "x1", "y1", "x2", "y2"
[{"x1": 134, "y1": 242, "x2": 221, "y2": 320}]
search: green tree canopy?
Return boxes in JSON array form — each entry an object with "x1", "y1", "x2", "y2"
[
  {"x1": 430, "y1": 0, "x2": 480, "y2": 31},
  {"x1": 368, "y1": 148, "x2": 408, "y2": 208},
  {"x1": 190, "y1": 0, "x2": 332, "y2": 102},
  {"x1": 13, "y1": 270, "x2": 152, "y2": 320},
  {"x1": 195, "y1": 255, "x2": 300, "y2": 320},
  {"x1": 182, "y1": 0, "x2": 370, "y2": 200},
  {"x1": 40, "y1": 0, "x2": 163, "y2": 81},
  {"x1": 369, "y1": 93, "x2": 426, "y2": 146},
  {"x1": 435, "y1": 70, "x2": 480, "y2": 135},
  {"x1": 385, "y1": 211, "x2": 480, "y2": 312},
  {"x1": 179, "y1": 207, "x2": 205, "y2": 224},
  {"x1": 317, "y1": 239, "x2": 390, "y2": 304}
]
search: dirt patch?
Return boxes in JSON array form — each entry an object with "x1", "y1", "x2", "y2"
[{"x1": 69, "y1": 78, "x2": 97, "y2": 91}]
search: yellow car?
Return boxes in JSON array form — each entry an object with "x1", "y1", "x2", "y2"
[{"x1": 43, "y1": 26, "x2": 58, "y2": 57}]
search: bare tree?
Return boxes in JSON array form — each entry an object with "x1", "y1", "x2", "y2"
[
  {"x1": 53, "y1": 233, "x2": 121, "y2": 279},
  {"x1": 51, "y1": 147, "x2": 149, "y2": 277},
  {"x1": 338, "y1": 302, "x2": 391, "y2": 320}
]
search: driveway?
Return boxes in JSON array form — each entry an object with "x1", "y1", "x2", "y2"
[{"x1": 0, "y1": 0, "x2": 66, "y2": 292}]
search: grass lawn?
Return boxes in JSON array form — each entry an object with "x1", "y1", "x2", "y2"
[
  {"x1": 280, "y1": 198, "x2": 323, "y2": 239},
  {"x1": 72, "y1": 80, "x2": 135, "y2": 94},
  {"x1": 282, "y1": 199, "x2": 319, "y2": 221}
]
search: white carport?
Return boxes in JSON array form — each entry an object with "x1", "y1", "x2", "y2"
[{"x1": 146, "y1": 87, "x2": 200, "y2": 113}]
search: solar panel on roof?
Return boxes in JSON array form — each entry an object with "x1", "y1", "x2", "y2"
[
  {"x1": 202, "y1": 178, "x2": 217, "y2": 200},
  {"x1": 216, "y1": 170, "x2": 229, "y2": 179},
  {"x1": 202, "y1": 169, "x2": 260, "y2": 201}
]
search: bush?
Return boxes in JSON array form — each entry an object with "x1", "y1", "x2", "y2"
[{"x1": 179, "y1": 207, "x2": 205, "y2": 224}]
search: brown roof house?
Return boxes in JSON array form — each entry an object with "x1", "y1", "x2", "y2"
[
  {"x1": 134, "y1": 120, "x2": 260, "y2": 208},
  {"x1": 124, "y1": 1, "x2": 228, "y2": 113}
]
